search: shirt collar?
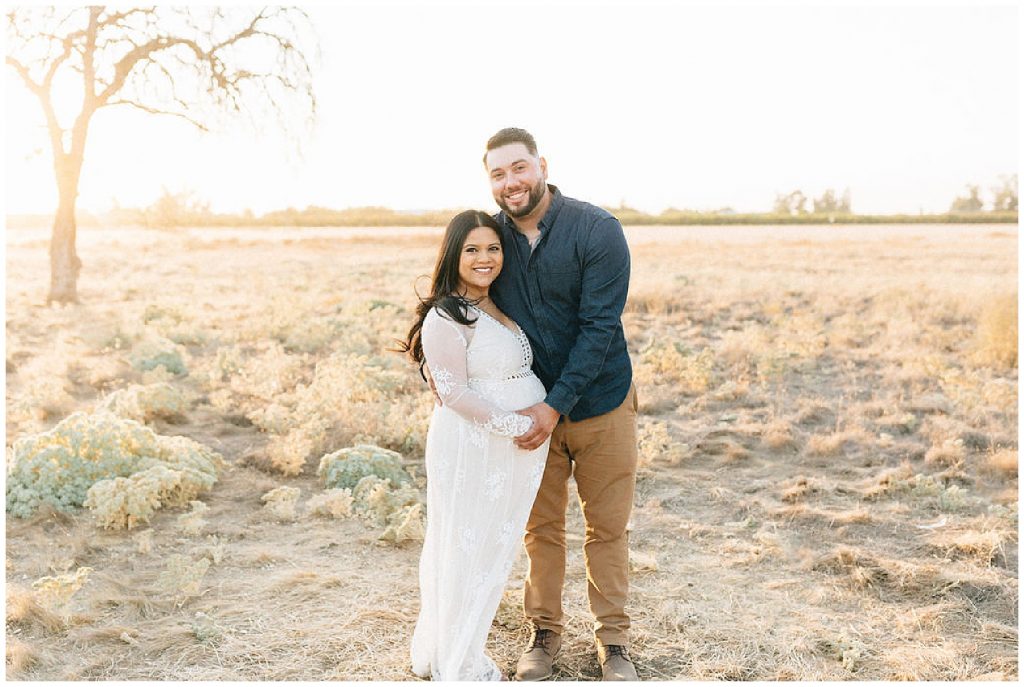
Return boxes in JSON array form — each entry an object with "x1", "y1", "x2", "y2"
[
  {"x1": 539, "y1": 184, "x2": 563, "y2": 231},
  {"x1": 499, "y1": 184, "x2": 563, "y2": 234}
]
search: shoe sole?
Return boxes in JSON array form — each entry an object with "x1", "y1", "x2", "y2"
[
  {"x1": 514, "y1": 652, "x2": 559, "y2": 682},
  {"x1": 513, "y1": 671, "x2": 552, "y2": 682}
]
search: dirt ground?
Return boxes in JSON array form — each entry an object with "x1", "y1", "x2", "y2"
[{"x1": 5, "y1": 224, "x2": 1018, "y2": 680}]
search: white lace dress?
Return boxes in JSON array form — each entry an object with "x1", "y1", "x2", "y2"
[{"x1": 410, "y1": 305, "x2": 550, "y2": 681}]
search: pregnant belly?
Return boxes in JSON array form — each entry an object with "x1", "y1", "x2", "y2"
[{"x1": 470, "y1": 374, "x2": 547, "y2": 411}]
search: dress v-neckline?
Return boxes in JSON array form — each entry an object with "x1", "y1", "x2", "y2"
[{"x1": 471, "y1": 304, "x2": 524, "y2": 340}]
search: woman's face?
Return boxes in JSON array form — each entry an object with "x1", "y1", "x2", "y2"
[{"x1": 457, "y1": 226, "x2": 503, "y2": 299}]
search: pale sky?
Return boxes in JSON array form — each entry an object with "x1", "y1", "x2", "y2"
[{"x1": 4, "y1": 1, "x2": 1019, "y2": 216}]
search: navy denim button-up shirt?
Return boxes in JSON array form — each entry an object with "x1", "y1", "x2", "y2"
[{"x1": 491, "y1": 185, "x2": 633, "y2": 422}]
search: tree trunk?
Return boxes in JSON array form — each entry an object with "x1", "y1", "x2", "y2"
[{"x1": 48, "y1": 154, "x2": 84, "y2": 305}]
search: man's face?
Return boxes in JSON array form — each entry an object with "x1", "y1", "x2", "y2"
[{"x1": 485, "y1": 143, "x2": 548, "y2": 219}]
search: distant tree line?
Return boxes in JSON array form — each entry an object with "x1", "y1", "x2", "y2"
[
  {"x1": 771, "y1": 188, "x2": 853, "y2": 217},
  {"x1": 7, "y1": 178, "x2": 1018, "y2": 229},
  {"x1": 949, "y1": 175, "x2": 1018, "y2": 213}
]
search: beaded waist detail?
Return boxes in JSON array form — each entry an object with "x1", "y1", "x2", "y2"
[{"x1": 469, "y1": 370, "x2": 535, "y2": 383}]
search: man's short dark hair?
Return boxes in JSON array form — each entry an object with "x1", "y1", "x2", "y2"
[{"x1": 483, "y1": 127, "x2": 538, "y2": 165}]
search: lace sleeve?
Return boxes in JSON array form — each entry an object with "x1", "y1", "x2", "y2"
[{"x1": 422, "y1": 309, "x2": 533, "y2": 438}]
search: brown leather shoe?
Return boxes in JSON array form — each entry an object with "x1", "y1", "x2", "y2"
[
  {"x1": 514, "y1": 627, "x2": 561, "y2": 681},
  {"x1": 598, "y1": 645, "x2": 638, "y2": 681}
]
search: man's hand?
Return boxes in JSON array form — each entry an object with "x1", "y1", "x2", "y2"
[{"x1": 514, "y1": 402, "x2": 560, "y2": 451}]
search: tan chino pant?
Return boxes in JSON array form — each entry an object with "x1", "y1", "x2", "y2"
[{"x1": 523, "y1": 384, "x2": 639, "y2": 648}]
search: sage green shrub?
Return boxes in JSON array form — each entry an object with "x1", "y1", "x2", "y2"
[
  {"x1": 317, "y1": 444, "x2": 411, "y2": 491},
  {"x1": 129, "y1": 335, "x2": 188, "y2": 376},
  {"x1": 6, "y1": 411, "x2": 224, "y2": 522}
]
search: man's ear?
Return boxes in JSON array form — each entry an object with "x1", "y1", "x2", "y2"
[{"x1": 540, "y1": 156, "x2": 548, "y2": 180}]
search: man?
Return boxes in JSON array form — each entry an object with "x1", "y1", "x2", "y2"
[{"x1": 484, "y1": 127, "x2": 639, "y2": 681}]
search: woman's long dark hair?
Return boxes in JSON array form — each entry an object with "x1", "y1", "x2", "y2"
[{"x1": 396, "y1": 210, "x2": 505, "y2": 378}]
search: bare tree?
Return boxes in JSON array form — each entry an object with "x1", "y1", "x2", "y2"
[
  {"x1": 812, "y1": 187, "x2": 852, "y2": 214},
  {"x1": 949, "y1": 184, "x2": 984, "y2": 214},
  {"x1": 772, "y1": 190, "x2": 807, "y2": 216},
  {"x1": 991, "y1": 174, "x2": 1018, "y2": 213},
  {"x1": 6, "y1": 6, "x2": 317, "y2": 304}
]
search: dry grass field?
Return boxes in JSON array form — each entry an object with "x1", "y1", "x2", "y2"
[{"x1": 5, "y1": 224, "x2": 1018, "y2": 680}]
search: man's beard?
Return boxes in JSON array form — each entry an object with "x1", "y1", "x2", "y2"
[{"x1": 498, "y1": 179, "x2": 547, "y2": 218}]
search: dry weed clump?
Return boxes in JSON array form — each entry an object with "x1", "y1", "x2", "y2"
[
  {"x1": 780, "y1": 475, "x2": 826, "y2": 503},
  {"x1": 100, "y1": 382, "x2": 189, "y2": 423},
  {"x1": 708, "y1": 379, "x2": 750, "y2": 402},
  {"x1": 861, "y1": 466, "x2": 971, "y2": 513},
  {"x1": 261, "y1": 486, "x2": 302, "y2": 520},
  {"x1": 926, "y1": 529, "x2": 1006, "y2": 564},
  {"x1": 771, "y1": 503, "x2": 872, "y2": 525},
  {"x1": 762, "y1": 419, "x2": 797, "y2": 450},
  {"x1": 805, "y1": 428, "x2": 868, "y2": 457},
  {"x1": 248, "y1": 402, "x2": 292, "y2": 435},
  {"x1": 306, "y1": 488, "x2": 354, "y2": 518},
  {"x1": 717, "y1": 323, "x2": 772, "y2": 364},
  {"x1": 637, "y1": 419, "x2": 688, "y2": 466},
  {"x1": 5, "y1": 637, "x2": 41, "y2": 677},
  {"x1": 157, "y1": 554, "x2": 211, "y2": 599},
  {"x1": 30, "y1": 566, "x2": 93, "y2": 616},
  {"x1": 7, "y1": 338, "x2": 77, "y2": 426},
  {"x1": 177, "y1": 501, "x2": 210, "y2": 535},
  {"x1": 134, "y1": 529, "x2": 154, "y2": 554},
  {"x1": 6, "y1": 585, "x2": 64, "y2": 633},
  {"x1": 809, "y1": 546, "x2": 925, "y2": 591},
  {"x1": 984, "y1": 449, "x2": 1017, "y2": 477},
  {"x1": 972, "y1": 293, "x2": 1017, "y2": 368},
  {"x1": 350, "y1": 475, "x2": 425, "y2": 543},
  {"x1": 634, "y1": 342, "x2": 715, "y2": 395},
  {"x1": 915, "y1": 356, "x2": 1018, "y2": 422},
  {"x1": 265, "y1": 428, "x2": 323, "y2": 476},
  {"x1": 859, "y1": 464, "x2": 915, "y2": 500},
  {"x1": 629, "y1": 550, "x2": 660, "y2": 572},
  {"x1": 924, "y1": 439, "x2": 966, "y2": 467},
  {"x1": 872, "y1": 411, "x2": 920, "y2": 436}
]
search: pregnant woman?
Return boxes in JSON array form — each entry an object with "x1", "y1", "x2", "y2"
[{"x1": 399, "y1": 210, "x2": 550, "y2": 680}]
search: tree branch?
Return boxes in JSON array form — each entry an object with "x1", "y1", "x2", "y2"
[
  {"x1": 5, "y1": 55, "x2": 40, "y2": 94},
  {"x1": 104, "y1": 98, "x2": 210, "y2": 132}
]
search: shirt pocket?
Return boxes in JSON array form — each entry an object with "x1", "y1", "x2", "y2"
[{"x1": 536, "y1": 262, "x2": 581, "y2": 309}]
